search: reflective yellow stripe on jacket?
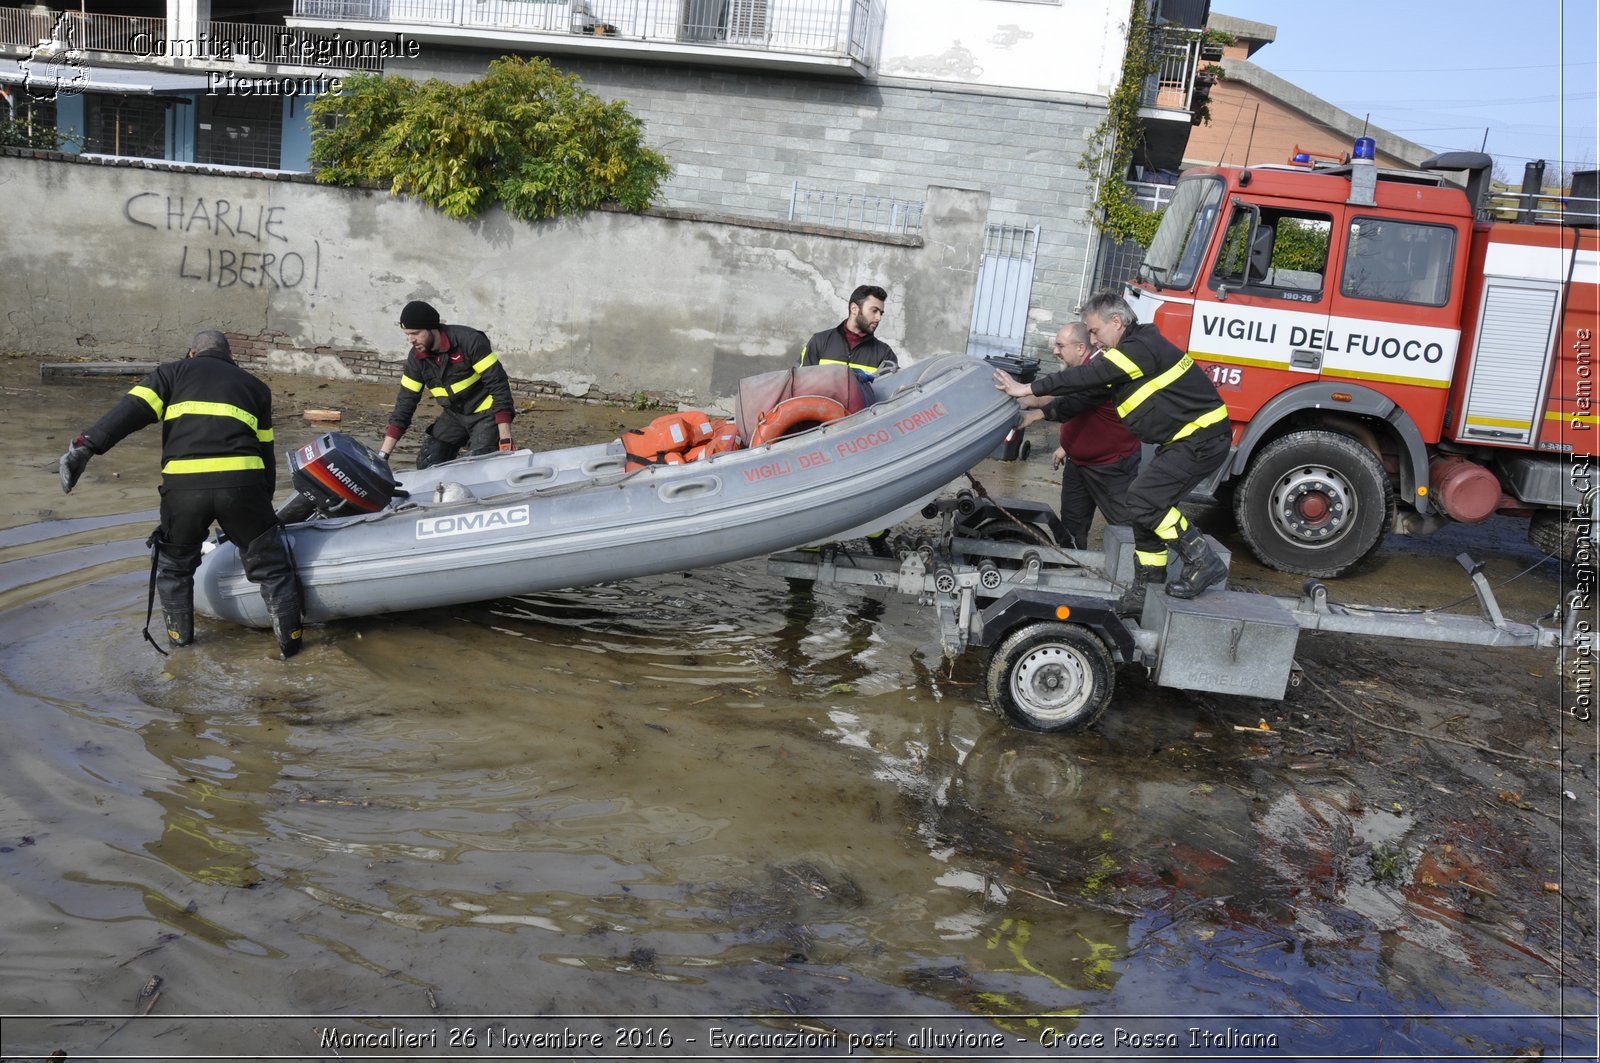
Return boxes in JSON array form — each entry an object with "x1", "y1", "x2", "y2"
[
  {"x1": 1105, "y1": 348, "x2": 1230, "y2": 444},
  {"x1": 818, "y1": 357, "x2": 881, "y2": 374},
  {"x1": 429, "y1": 353, "x2": 501, "y2": 398},
  {"x1": 163, "y1": 399, "x2": 273, "y2": 442},
  {"x1": 1168, "y1": 403, "x2": 1230, "y2": 443},
  {"x1": 162, "y1": 455, "x2": 267, "y2": 475},
  {"x1": 1115, "y1": 355, "x2": 1193, "y2": 420},
  {"x1": 130, "y1": 384, "x2": 165, "y2": 418},
  {"x1": 1100, "y1": 348, "x2": 1144, "y2": 381}
]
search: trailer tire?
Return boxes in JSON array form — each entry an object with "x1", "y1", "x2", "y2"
[
  {"x1": 969, "y1": 517, "x2": 1055, "y2": 549},
  {"x1": 1234, "y1": 430, "x2": 1393, "y2": 578},
  {"x1": 985, "y1": 622, "x2": 1114, "y2": 733}
]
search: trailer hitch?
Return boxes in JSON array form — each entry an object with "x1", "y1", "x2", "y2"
[{"x1": 1456, "y1": 552, "x2": 1512, "y2": 631}]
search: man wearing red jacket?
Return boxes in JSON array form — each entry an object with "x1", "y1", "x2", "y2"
[{"x1": 1018, "y1": 322, "x2": 1141, "y2": 551}]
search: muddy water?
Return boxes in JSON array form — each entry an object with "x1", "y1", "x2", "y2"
[{"x1": 1, "y1": 355, "x2": 1595, "y2": 1060}]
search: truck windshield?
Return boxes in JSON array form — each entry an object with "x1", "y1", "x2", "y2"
[{"x1": 1140, "y1": 176, "x2": 1224, "y2": 291}]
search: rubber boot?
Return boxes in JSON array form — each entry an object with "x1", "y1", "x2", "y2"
[
  {"x1": 1166, "y1": 525, "x2": 1228, "y2": 600},
  {"x1": 242, "y1": 526, "x2": 304, "y2": 659},
  {"x1": 153, "y1": 537, "x2": 203, "y2": 647},
  {"x1": 1114, "y1": 562, "x2": 1167, "y2": 618}
]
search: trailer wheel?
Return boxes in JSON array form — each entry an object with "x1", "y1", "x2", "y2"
[
  {"x1": 1234, "y1": 430, "x2": 1393, "y2": 577},
  {"x1": 968, "y1": 518, "x2": 1056, "y2": 553},
  {"x1": 985, "y1": 622, "x2": 1114, "y2": 733}
]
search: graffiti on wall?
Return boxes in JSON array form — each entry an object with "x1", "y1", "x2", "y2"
[{"x1": 124, "y1": 193, "x2": 321, "y2": 291}]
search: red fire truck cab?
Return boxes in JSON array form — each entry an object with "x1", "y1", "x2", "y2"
[{"x1": 1128, "y1": 147, "x2": 1597, "y2": 576}]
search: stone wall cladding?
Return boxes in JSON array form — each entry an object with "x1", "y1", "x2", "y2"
[{"x1": 394, "y1": 51, "x2": 1108, "y2": 353}]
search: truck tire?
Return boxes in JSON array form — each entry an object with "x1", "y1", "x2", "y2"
[
  {"x1": 1234, "y1": 430, "x2": 1393, "y2": 578},
  {"x1": 985, "y1": 622, "x2": 1114, "y2": 733},
  {"x1": 1529, "y1": 509, "x2": 1596, "y2": 568}
]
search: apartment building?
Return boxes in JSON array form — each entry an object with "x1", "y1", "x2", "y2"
[{"x1": 2, "y1": 0, "x2": 1219, "y2": 353}]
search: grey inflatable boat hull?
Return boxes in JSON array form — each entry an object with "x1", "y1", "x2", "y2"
[{"x1": 194, "y1": 354, "x2": 1018, "y2": 626}]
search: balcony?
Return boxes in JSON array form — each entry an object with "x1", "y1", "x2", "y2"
[
  {"x1": 1136, "y1": 26, "x2": 1215, "y2": 172},
  {"x1": 288, "y1": 0, "x2": 884, "y2": 77},
  {"x1": 0, "y1": 7, "x2": 385, "y2": 72}
]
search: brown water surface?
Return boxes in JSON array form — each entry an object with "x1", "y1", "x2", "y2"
[{"x1": 1, "y1": 353, "x2": 1595, "y2": 1060}]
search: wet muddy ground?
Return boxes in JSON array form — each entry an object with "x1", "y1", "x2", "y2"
[{"x1": 1, "y1": 351, "x2": 1596, "y2": 1061}]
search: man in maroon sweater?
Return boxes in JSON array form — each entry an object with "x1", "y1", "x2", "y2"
[{"x1": 1018, "y1": 322, "x2": 1142, "y2": 549}]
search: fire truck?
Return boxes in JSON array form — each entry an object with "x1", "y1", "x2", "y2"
[{"x1": 1125, "y1": 143, "x2": 1597, "y2": 576}]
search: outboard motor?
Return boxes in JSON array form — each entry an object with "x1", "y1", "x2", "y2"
[
  {"x1": 276, "y1": 432, "x2": 405, "y2": 525},
  {"x1": 984, "y1": 354, "x2": 1040, "y2": 462}
]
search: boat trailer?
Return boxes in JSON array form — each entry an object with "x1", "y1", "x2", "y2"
[{"x1": 767, "y1": 490, "x2": 1589, "y2": 733}]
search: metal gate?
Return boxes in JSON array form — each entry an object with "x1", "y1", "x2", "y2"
[{"x1": 967, "y1": 224, "x2": 1040, "y2": 358}]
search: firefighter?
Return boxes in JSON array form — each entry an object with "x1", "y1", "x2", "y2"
[
  {"x1": 378, "y1": 300, "x2": 516, "y2": 469},
  {"x1": 995, "y1": 292, "x2": 1231, "y2": 614},
  {"x1": 58, "y1": 330, "x2": 304, "y2": 658},
  {"x1": 799, "y1": 283, "x2": 899, "y2": 376}
]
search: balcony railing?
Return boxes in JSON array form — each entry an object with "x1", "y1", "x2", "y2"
[
  {"x1": 787, "y1": 180, "x2": 921, "y2": 234},
  {"x1": 1128, "y1": 179, "x2": 1177, "y2": 211},
  {"x1": 1143, "y1": 27, "x2": 1205, "y2": 113},
  {"x1": 292, "y1": 0, "x2": 884, "y2": 67},
  {"x1": 0, "y1": 7, "x2": 383, "y2": 70}
]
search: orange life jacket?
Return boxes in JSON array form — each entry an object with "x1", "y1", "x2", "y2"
[
  {"x1": 623, "y1": 411, "x2": 715, "y2": 471},
  {"x1": 682, "y1": 419, "x2": 743, "y2": 463}
]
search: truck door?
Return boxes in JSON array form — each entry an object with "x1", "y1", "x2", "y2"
[
  {"x1": 1188, "y1": 198, "x2": 1341, "y2": 411},
  {"x1": 1326, "y1": 214, "x2": 1463, "y2": 441}
]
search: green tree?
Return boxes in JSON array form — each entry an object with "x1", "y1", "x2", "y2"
[{"x1": 309, "y1": 56, "x2": 672, "y2": 221}]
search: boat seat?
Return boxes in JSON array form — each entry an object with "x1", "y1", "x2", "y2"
[{"x1": 734, "y1": 364, "x2": 871, "y2": 443}]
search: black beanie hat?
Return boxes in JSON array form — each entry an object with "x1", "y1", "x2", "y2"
[{"x1": 399, "y1": 300, "x2": 441, "y2": 329}]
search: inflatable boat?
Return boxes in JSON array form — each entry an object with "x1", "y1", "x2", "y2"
[{"x1": 193, "y1": 353, "x2": 1023, "y2": 627}]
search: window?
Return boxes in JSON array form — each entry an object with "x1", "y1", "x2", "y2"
[
  {"x1": 1141, "y1": 175, "x2": 1224, "y2": 291},
  {"x1": 1210, "y1": 205, "x2": 1331, "y2": 301},
  {"x1": 196, "y1": 94, "x2": 282, "y2": 170},
  {"x1": 84, "y1": 94, "x2": 167, "y2": 160},
  {"x1": 1342, "y1": 218, "x2": 1456, "y2": 307}
]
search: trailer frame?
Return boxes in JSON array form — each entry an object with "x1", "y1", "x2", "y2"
[{"x1": 767, "y1": 491, "x2": 1587, "y2": 732}]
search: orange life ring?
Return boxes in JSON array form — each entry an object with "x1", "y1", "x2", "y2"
[{"x1": 748, "y1": 396, "x2": 851, "y2": 447}]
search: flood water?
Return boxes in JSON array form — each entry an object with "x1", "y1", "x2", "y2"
[{"x1": 1, "y1": 356, "x2": 1596, "y2": 1060}]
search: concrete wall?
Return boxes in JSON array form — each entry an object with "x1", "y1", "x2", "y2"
[
  {"x1": 394, "y1": 49, "x2": 1108, "y2": 359},
  {"x1": 0, "y1": 151, "x2": 988, "y2": 407}
]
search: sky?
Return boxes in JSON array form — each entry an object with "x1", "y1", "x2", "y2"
[{"x1": 1209, "y1": 0, "x2": 1598, "y2": 181}]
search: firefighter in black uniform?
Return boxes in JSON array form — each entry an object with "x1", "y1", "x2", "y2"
[
  {"x1": 995, "y1": 292, "x2": 1231, "y2": 615},
  {"x1": 799, "y1": 284, "x2": 899, "y2": 375},
  {"x1": 58, "y1": 330, "x2": 304, "y2": 658},
  {"x1": 379, "y1": 300, "x2": 516, "y2": 469}
]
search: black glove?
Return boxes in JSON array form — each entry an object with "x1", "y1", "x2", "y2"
[{"x1": 59, "y1": 435, "x2": 94, "y2": 494}]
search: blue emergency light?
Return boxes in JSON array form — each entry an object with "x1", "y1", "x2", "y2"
[{"x1": 1353, "y1": 136, "x2": 1376, "y2": 160}]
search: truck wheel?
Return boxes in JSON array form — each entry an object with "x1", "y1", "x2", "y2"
[
  {"x1": 1234, "y1": 430, "x2": 1393, "y2": 578},
  {"x1": 1529, "y1": 509, "x2": 1596, "y2": 568},
  {"x1": 985, "y1": 622, "x2": 1113, "y2": 733}
]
